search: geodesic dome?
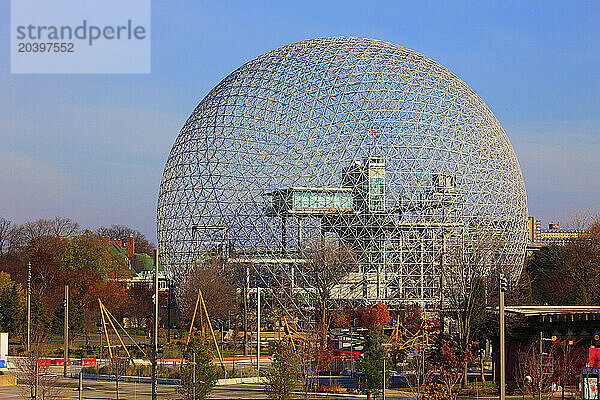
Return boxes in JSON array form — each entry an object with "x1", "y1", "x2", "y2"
[{"x1": 157, "y1": 37, "x2": 528, "y2": 308}]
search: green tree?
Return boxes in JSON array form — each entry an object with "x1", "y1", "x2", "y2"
[
  {"x1": 358, "y1": 330, "x2": 388, "y2": 391},
  {"x1": 50, "y1": 298, "x2": 85, "y2": 336},
  {"x1": 0, "y1": 272, "x2": 25, "y2": 335},
  {"x1": 265, "y1": 341, "x2": 300, "y2": 400},
  {"x1": 179, "y1": 336, "x2": 218, "y2": 400},
  {"x1": 29, "y1": 295, "x2": 51, "y2": 338},
  {"x1": 62, "y1": 230, "x2": 128, "y2": 284}
]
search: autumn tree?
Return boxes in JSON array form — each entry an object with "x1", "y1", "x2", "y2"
[
  {"x1": 127, "y1": 284, "x2": 153, "y2": 330},
  {"x1": 79, "y1": 281, "x2": 133, "y2": 344},
  {"x1": 97, "y1": 224, "x2": 156, "y2": 256},
  {"x1": 356, "y1": 302, "x2": 390, "y2": 327},
  {"x1": 61, "y1": 231, "x2": 131, "y2": 344},
  {"x1": 426, "y1": 337, "x2": 470, "y2": 400},
  {"x1": 23, "y1": 234, "x2": 69, "y2": 318},
  {"x1": 1, "y1": 218, "x2": 134, "y2": 343},
  {"x1": 330, "y1": 306, "x2": 351, "y2": 328},
  {"x1": 63, "y1": 231, "x2": 130, "y2": 306},
  {"x1": 313, "y1": 339, "x2": 334, "y2": 373}
]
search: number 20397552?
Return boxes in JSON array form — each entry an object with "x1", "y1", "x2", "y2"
[{"x1": 18, "y1": 42, "x2": 74, "y2": 52}]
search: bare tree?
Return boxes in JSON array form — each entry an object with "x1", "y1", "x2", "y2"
[
  {"x1": 0, "y1": 217, "x2": 13, "y2": 255},
  {"x1": 22, "y1": 217, "x2": 79, "y2": 243},
  {"x1": 565, "y1": 209, "x2": 593, "y2": 230},
  {"x1": 110, "y1": 350, "x2": 130, "y2": 400},
  {"x1": 178, "y1": 257, "x2": 236, "y2": 335},
  {"x1": 22, "y1": 219, "x2": 54, "y2": 243},
  {"x1": 17, "y1": 324, "x2": 65, "y2": 400},
  {"x1": 303, "y1": 237, "x2": 357, "y2": 339},
  {"x1": 562, "y1": 221, "x2": 600, "y2": 304},
  {"x1": 49, "y1": 216, "x2": 80, "y2": 237},
  {"x1": 518, "y1": 341, "x2": 553, "y2": 399},
  {"x1": 442, "y1": 227, "x2": 507, "y2": 386},
  {"x1": 551, "y1": 339, "x2": 586, "y2": 400},
  {"x1": 6, "y1": 224, "x2": 25, "y2": 254},
  {"x1": 402, "y1": 343, "x2": 432, "y2": 400},
  {"x1": 0, "y1": 218, "x2": 25, "y2": 256}
]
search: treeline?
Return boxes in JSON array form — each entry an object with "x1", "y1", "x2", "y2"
[
  {"x1": 525, "y1": 219, "x2": 600, "y2": 305},
  {"x1": 0, "y1": 216, "x2": 155, "y2": 344}
]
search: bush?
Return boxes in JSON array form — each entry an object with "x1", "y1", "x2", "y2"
[
  {"x1": 264, "y1": 341, "x2": 300, "y2": 400},
  {"x1": 358, "y1": 330, "x2": 388, "y2": 391},
  {"x1": 316, "y1": 384, "x2": 343, "y2": 393},
  {"x1": 178, "y1": 337, "x2": 218, "y2": 400}
]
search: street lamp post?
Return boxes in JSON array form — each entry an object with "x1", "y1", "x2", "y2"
[
  {"x1": 63, "y1": 285, "x2": 69, "y2": 378},
  {"x1": 152, "y1": 249, "x2": 159, "y2": 400},
  {"x1": 349, "y1": 324, "x2": 353, "y2": 377},
  {"x1": 192, "y1": 353, "x2": 196, "y2": 400},
  {"x1": 257, "y1": 287, "x2": 261, "y2": 375},
  {"x1": 383, "y1": 347, "x2": 386, "y2": 400},
  {"x1": 539, "y1": 331, "x2": 543, "y2": 400},
  {"x1": 167, "y1": 280, "x2": 172, "y2": 343},
  {"x1": 499, "y1": 274, "x2": 507, "y2": 400},
  {"x1": 27, "y1": 262, "x2": 31, "y2": 353}
]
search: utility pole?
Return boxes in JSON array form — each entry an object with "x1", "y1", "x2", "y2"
[
  {"x1": 221, "y1": 325, "x2": 225, "y2": 362},
  {"x1": 35, "y1": 360, "x2": 38, "y2": 399},
  {"x1": 63, "y1": 285, "x2": 69, "y2": 378},
  {"x1": 257, "y1": 287, "x2": 261, "y2": 374},
  {"x1": 167, "y1": 280, "x2": 171, "y2": 343},
  {"x1": 349, "y1": 324, "x2": 353, "y2": 377},
  {"x1": 539, "y1": 331, "x2": 543, "y2": 400},
  {"x1": 152, "y1": 248, "x2": 159, "y2": 400},
  {"x1": 78, "y1": 370, "x2": 83, "y2": 400},
  {"x1": 192, "y1": 353, "x2": 196, "y2": 400},
  {"x1": 382, "y1": 347, "x2": 386, "y2": 400},
  {"x1": 243, "y1": 265, "x2": 249, "y2": 356},
  {"x1": 27, "y1": 262, "x2": 31, "y2": 353},
  {"x1": 499, "y1": 274, "x2": 507, "y2": 400}
]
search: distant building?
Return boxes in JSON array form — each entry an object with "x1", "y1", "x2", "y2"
[
  {"x1": 104, "y1": 236, "x2": 168, "y2": 291},
  {"x1": 527, "y1": 217, "x2": 590, "y2": 250}
]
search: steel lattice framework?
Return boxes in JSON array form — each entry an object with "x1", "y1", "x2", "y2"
[{"x1": 158, "y1": 37, "x2": 528, "y2": 311}]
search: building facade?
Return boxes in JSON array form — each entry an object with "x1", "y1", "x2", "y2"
[{"x1": 528, "y1": 217, "x2": 589, "y2": 248}]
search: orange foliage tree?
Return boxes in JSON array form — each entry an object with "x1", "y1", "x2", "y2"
[
  {"x1": 356, "y1": 302, "x2": 390, "y2": 327},
  {"x1": 425, "y1": 337, "x2": 472, "y2": 400}
]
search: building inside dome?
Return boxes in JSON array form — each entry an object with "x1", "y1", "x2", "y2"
[{"x1": 157, "y1": 37, "x2": 528, "y2": 313}]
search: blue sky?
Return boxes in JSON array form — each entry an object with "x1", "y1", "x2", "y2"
[{"x1": 1, "y1": 1, "x2": 599, "y2": 242}]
